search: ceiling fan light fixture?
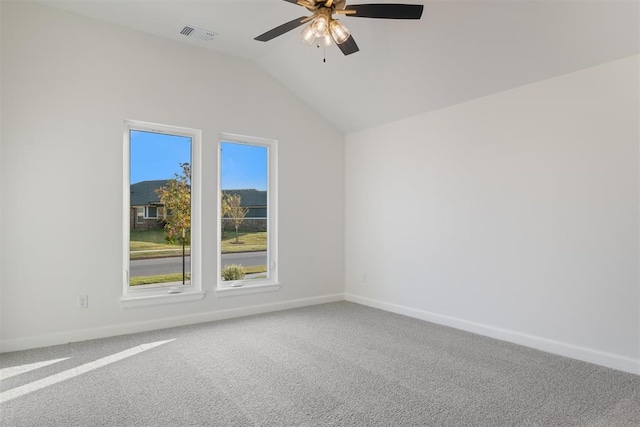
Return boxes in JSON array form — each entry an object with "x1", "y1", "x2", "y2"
[
  {"x1": 329, "y1": 19, "x2": 350, "y2": 44},
  {"x1": 300, "y1": 23, "x2": 317, "y2": 44},
  {"x1": 255, "y1": 2, "x2": 424, "y2": 56},
  {"x1": 311, "y1": 14, "x2": 329, "y2": 38}
]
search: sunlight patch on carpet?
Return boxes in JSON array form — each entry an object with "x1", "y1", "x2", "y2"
[
  {"x1": 0, "y1": 358, "x2": 71, "y2": 381},
  {"x1": 0, "y1": 339, "x2": 174, "y2": 404}
]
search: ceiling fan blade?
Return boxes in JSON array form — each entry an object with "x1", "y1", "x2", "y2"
[
  {"x1": 255, "y1": 16, "x2": 309, "y2": 42},
  {"x1": 337, "y1": 35, "x2": 359, "y2": 55},
  {"x1": 344, "y1": 4, "x2": 424, "y2": 19}
]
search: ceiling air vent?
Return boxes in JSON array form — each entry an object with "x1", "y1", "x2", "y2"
[{"x1": 180, "y1": 26, "x2": 217, "y2": 41}]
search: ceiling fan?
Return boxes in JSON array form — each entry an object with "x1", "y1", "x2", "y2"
[{"x1": 255, "y1": 0, "x2": 424, "y2": 56}]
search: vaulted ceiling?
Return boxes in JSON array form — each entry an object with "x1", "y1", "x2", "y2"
[{"x1": 35, "y1": 0, "x2": 639, "y2": 132}]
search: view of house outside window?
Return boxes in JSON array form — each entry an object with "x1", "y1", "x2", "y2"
[
  {"x1": 219, "y1": 141, "x2": 269, "y2": 284},
  {"x1": 128, "y1": 130, "x2": 273, "y2": 289},
  {"x1": 129, "y1": 130, "x2": 192, "y2": 287}
]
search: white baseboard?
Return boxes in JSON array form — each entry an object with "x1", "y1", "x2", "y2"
[
  {"x1": 0, "y1": 293, "x2": 345, "y2": 353},
  {"x1": 345, "y1": 293, "x2": 640, "y2": 376},
  {"x1": 4, "y1": 292, "x2": 638, "y2": 377}
]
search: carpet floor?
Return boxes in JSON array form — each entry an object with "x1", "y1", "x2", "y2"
[{"x1": 1, "y1": 301, "x2": 639, "y2": 426}]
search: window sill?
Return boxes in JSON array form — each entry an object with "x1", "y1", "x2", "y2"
[
  {"x1": 214, "y1": 282, "x2": 280, "y2": 298},
  {"x1": 120, "y1": 289, "x2": 205, "y2": 309}
]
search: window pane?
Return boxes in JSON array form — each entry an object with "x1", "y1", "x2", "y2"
[
  {"x1": 220, "y1": 141, "x2": 268, "y2": 283},
  {"x1": 147, "y1": 206, "x2": 158, "y2": 218},
  {"x1": 129, "y1": 130, "x2": 191, "y2": 287}
]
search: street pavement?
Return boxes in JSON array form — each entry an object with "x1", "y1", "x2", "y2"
[{"x1": 130, "y1": 251, "x2": 267, "y2": 277}]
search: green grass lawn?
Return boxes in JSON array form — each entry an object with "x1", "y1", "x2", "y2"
[
  {"x1": 130, "y1": 229, "x2": 267, "y2": 259},
  {"x1": 130, "y1": 273, "x2": 191, "y2": 286},
  {"x1": 130, "y1": 229, "x2": 171, "y2": 245},
  {"x1": 130, "y1": 229, "x2": 187, "y2": 259},
  {"x1": 221, "y1": 229, "x2": 267, "y2": 253}
]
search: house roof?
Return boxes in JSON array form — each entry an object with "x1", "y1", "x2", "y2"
[
  {"x1": 131, "y1": 181, "x2": 266, "y2": 208},
  {"x1": 130, "y1": 180, "x2": 169, "y2": 206},
  {"x1": 223, "y1": 189, "x2": 267, "y2": 207}
]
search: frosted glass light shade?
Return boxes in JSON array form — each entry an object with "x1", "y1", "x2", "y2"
[
  {"x1": 301, "y1": 23, "x2": 316, "y2": 44},
  {"x1": 312, "y1": 15, "x2": 329, "y2": 38},
  {"x1": 330, "y1": 19, "x2": 350, "y2": 44}
]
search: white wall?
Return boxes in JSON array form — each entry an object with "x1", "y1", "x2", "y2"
[
  {"x1": 0, "y1": 1, "x2": 344, "y2": 350},
  {"x1": 345, "y1": 56, "x2": 640, "y2": 374}
]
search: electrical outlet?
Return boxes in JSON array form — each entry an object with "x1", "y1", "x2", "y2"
[{"x1": 78, "y1": 295, "x2": 89, "y2": 309}]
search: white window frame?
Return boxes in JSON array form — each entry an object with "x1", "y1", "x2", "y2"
[
  {"x1": 122, "y1": 120, "x2": 204, "y2": 308},
  {"x1": 215, "y1": 133, "x2": 279, "y2": 297}
]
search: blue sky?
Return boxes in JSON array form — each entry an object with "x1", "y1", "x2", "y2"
[
  {"x1": 130, "y1": 130, "x2": 267, "y2": 191},
  {"x1": 130, "y1": 131, "x2": 190, "y2": 183},
  {"x1": 220, "y1": 142, "x2": 267, "y2": 191}
]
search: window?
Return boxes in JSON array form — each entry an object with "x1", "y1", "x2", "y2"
[
  {"x1": 122, "y1": 124, "x2": 277, "y2": 306},
  {"x1": 145, "y1": 206, "x2": 158, "y2": 219},
  {"x1": 217, "y1": 134, "x2": 278, "y2": 294},
  {"x1": 123, "y1": 120, "x2": 203, "y2": 307}
]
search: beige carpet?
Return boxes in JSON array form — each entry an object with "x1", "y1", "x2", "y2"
[{"x1": 1, "y1": 301, "x2": 639, "y2": 426}]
